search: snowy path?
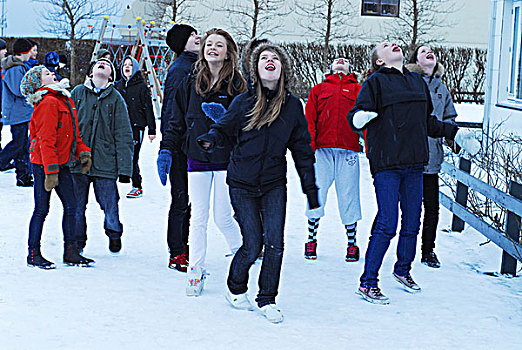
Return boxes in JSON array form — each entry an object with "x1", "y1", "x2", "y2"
[{"x1": 1, "y1": 118, "x2": 521, "y2": 350}]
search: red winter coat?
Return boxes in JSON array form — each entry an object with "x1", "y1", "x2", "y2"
[
  {"x1": 29, "y1": 87, "x2": 90, "y2": 174},
  {"x1": 305, "y1": 73, "x2": 362, "y2": 152}
]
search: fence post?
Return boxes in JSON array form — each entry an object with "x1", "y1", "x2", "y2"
[
  {"x1": 451, "y1": 157, "x2": 471, "y2": 232},
  {"x1": 500, "y1": 181, "x2": 522, "y2": 276}
]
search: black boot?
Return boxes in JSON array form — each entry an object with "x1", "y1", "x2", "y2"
[
  {"x1": 63, "y1": 242, "x2": 95, "y2": 266},
  {"x1": 27, "y1": 247, "x2": 55, "y2": 269},
  {"x1": 109, "y1": 237, "x2": 122, "y2": 253},
  {"x1": 16, "y1": 174, "x2": 34, "y2": 187}
]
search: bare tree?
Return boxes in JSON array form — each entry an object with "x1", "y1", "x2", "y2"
[
  {"x1": 35, "y1": 0, "x2": 119, "y2": 86},
  {"x1": 209, "y1": 0, "x2": 291, "y2": 40},
  {"x1": 382, "y1": 0, "x2": 459, "y2": 54},
  {"x1": 295, "y1": 0, "x2": 359, "y2": 72},
  {"x1": 144, "y1": 0, "x2": 207, "y2": 27}
]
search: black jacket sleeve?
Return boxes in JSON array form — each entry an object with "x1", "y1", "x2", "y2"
[
  {"x1": 160, "y1": 76, "x2": 190, "y2": 152},
  {"x1": 287, "y1": 99, "x2": 318, "y2": 196},
  {"x1": 142, "y1": 84, "x2": 156, "y2": 135}
]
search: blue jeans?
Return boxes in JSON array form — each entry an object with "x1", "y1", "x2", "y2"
[
  {"x1": 360, "y1": 166, "x2": 423, "y2": 288},
  {"x1": 72, "y1": 173, "x2": 123, "y2": 244},
  {"x1": 28, "y1": 164, "x2": 77, "y2": 248},
  {"x1": 227, "y1": 186, "x2": 287, "y2": 308},
  {"x1": 0, "y1": 122, "x2": 30, "y2": 179}
]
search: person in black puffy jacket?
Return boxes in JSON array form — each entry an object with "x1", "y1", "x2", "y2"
[
  {"x1": 115, "y1": 56, "x2": 156, "y2": 198},
  {"x1": 198, "y1": 43, "x2": 319, "y2": 323}
]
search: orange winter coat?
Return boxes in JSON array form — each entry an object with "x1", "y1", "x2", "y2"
[
  {"x1": 29, "y1": 87, "x2": 90, "y2": 174},
  {"x1": 305, "y1": 73, "x2": 362, "y2": 152}
]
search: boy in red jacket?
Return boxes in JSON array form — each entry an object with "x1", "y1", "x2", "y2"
[
  {"x1": 21, "y1": 66, "x2": 94, "y2": 269},
  {"x1": 304, "y1": 58, "x2": 363, "y2": 262}
]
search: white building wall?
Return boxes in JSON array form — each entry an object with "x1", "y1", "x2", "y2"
[{"x1": 484, "y1": 0, "x2": 522, "y2": 137}]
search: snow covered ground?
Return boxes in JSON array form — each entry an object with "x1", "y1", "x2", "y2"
[{"x1": 1, "y1": 105, "x2": 521, "y2": 350}]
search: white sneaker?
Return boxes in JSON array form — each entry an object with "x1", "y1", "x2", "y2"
[
  {"x1": 225, "y1": 290, "x2": 254, "y2": 311},
  {"x1": 186, "y1": 266, "x2": 205, "y2": 296},
  {"x1": 259, "y1": 304, "x2": 284, "y2": 323}
]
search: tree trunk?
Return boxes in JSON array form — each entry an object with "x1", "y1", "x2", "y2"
[
  {"x1": 252, "y1": 0, "x2": 259, "y2": 38},
  {"x1": 411, "y1": 0, "x2": 418, "y2": 53},
  {"x1": 322, "y1": 0, "x2": 333, "y2": 72}
]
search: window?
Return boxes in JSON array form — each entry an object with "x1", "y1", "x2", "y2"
[
  {"x1": 361, "y1": 0, "x2": 400, "y2": 17},
  {"x1": 508, "y1": 2, "x2": 522, "y2": 100}
]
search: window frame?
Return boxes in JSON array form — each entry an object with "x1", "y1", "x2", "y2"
[{"x1": 361, "y1": 0, "x2": 400, "y2": 18}]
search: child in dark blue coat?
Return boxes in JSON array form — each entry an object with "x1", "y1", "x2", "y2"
[{"x1": 347, "y1": 42, "x2": 479, "y2": 305}]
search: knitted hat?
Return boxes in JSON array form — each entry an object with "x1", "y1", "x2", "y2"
[
  {"x1": 89, "y1": 58, "x2": 116, "y2": 82},
  {"x1": 0, "y1": 39, "x2": 6, "y2": 51},
  {"x1": 44, "y1": 51, "x2": 60, "y2": 67},
  {"x1": 166, "y1": 23, "x2": 196, "y2": 55},
  {"x1": 96, "y1": 48, "x2": 111, "y2": 60},
  {"x1": 13, "y1": 38, "x2": 32, "y2": 55},
  {"x1": 20, "y1": 65, "x2": 45, "y2": 97}
]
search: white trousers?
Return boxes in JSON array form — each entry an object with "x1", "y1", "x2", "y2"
[
  {"x1": 188, "y1": 170, "x2": 242, "y2": 270},
  {"x1": 305, "y1": 148, "x2": 362, "y2": 225}
]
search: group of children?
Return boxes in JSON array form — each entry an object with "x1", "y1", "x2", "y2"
[{"x1": 3, "y1": 26, "x2": 480, "y2": 323}]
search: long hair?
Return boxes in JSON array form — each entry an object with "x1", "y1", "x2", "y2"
[
  {"x1": 195, "y1": 28, "x2": 245, "y2": 96},
  {"x1": 243, "y1": 47, "x2": 288, "y2": 131}
]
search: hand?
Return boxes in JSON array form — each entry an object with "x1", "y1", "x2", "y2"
[
  {"x1": 157, "y1": 149, "x2": 172, "y2": 186},
  {"x1": 454, "y1": 129, "x2": 481, "y2": 156},
  {"x1": 307, "y1": 190, "x2": 320, "y2": 210},
  {"x1": 352, "y1": 110, "x2": 378, "y2": 129},
  {"x1": 45, "y1": 173, "x2": 59, "y2": 192},
  {"x1": 149, "y1": 135, "x2": 156, "y2": 142},
  {"x1": 201, "y1": 102, "x2": 227, "y2": 123},
  {"x1": 118, "y1": 175, "x2": 131, "y2": 183},
  {"x1": 80, "y1": 151, "x2": 92, "y2": 174}
]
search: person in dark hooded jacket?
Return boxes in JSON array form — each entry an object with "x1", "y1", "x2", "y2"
[
  {"x1": 197, "y1": 43, "x2": 319, "y2": 324},
  {"x1": 43, "y1": 51, "x2": 63, "y2": 81},
  {"x1": 115, "y1": 56, "x2": 156, "y2": 198}
]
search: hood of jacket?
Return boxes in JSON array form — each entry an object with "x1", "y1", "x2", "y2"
[
  {"x1": 1, "y1": 55, "x2": 26, "y2": 70},
  {"x1": 120, "y1": 56, "x2": 141, "y2": 82},
  {"x1": 248, "y1": 43, "x2": 295, "y2": 93},
  {"x1": 83, "y1": 78, "x2": 115, "y2": 98},
  {"x1": 26, "y1": 79, "x2": 71, "y2": 106},
  {"x1": 404, "y1": 62, "x2": 445, "y2": 78},
  {"x1": 323, "y1": 72, "x2": 358, "y2": 84}
]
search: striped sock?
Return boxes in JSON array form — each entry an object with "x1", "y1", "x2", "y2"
[
  {"x1": 307, "y1": 218, "x2": 320, "y2": 242},
  {"x1": 346, "y1": 223, "x2": 357, "y2": 247}
]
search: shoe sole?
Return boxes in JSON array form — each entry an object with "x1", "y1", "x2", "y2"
[
  {"x1": 186, "y1": 287, "x2": 203, "y2": 297},
  {"x1": 392, "y1": 274, "x2": 422, "y2": 293},
  {"x1": 421, "y1": 261, "x2": 441, "y2": 268},
  {"x1": 345, "y1": 257, "x2": 359, "y2": 262},
  {"x1": 27, "y1": 263, "x2": 56, "y2": 270},
  {"x1": 304, "y1": 256, "x2": 317, "y2": 260},
  {"x1": 168, "y1": 264, "x2": 187, "y2": 273},
  {"x1": 126, "y1": 194, "x2": 142, "y2": 198},
  {"x1": 64, "y1": 262, "x2": 95, "y2": 267},
  {"x1": 355, "y1": 289, "x2": 390, "y2": 305}
]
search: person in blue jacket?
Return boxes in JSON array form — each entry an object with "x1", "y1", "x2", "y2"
[
  {"x1": 347, "y1": 41, "x2": 480, "y2": 305},
  {"x1": 0, "y1": 38, "x2": 34, "y2": 185},
  {"x1": 0, "y1": 39, "x2": 6, "y2": 152},
  {"x1": 160, "y1": 23, "x2": 200, "y2": 272},
  {"x1": 43, "y1": 51, "x2": 63, "y2": 81}
]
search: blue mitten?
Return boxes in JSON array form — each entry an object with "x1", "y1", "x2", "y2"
[
  {"x1": 157, "y1": 149, "x2": 172, "y2": 186},
  {"x1": 201, "y1": 102, "x2": 227, "y2": 123}
]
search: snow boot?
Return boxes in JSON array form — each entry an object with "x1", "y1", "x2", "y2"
[
  {"x1": 63, "y1": 243, "x2": 95, "y2": 267},
  {"x1": 27, "y1": 248, "x2": 55, "y2": 269},
  {"x1": 108, "y1": 237, "x2": 122, "y2": 254}
]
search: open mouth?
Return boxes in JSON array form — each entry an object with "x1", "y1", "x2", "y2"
[
  {"x1": 337, "y1": 59, "x2": 344, "y2": 64},
  {"x1": 207, "y1": 51, "x2": 218, "y2": 57},
  {"x1": 265, "y1": 63, "x2": 275, "y2": 71},
  {"x1": 426, "y1": 53, "x2": 434, "y2": 59},
  {"x1": 392, "y1": 46, "x2": 401, "y2": 52}
]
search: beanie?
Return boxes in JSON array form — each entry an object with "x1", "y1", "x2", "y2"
[
  {"x1": 96, "y1": 49, "x2": 111, "y2": 60},
  {"x1": 20, "y1": 65, "x2": 45, "y2": 97},
  {"x1": 166, "y1": 24, "x2": 196, "y2": 55},
  {"x1": 0, "y1": 39, "x2": 6, "y2": 51},
  {"x1": 44, "y1": 51, "x2": 60, "y2": 67},
  {"x1": 89, "y1": 58, "x2": 116, "y2": 82},
  {"x1": 13, "y1": 38, "x2": 32, "y2": 55}
]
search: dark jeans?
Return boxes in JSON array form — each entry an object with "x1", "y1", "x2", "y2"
[
  {"x1": 131, "y1": 127, "x2": 144, "y2": 189},
  {"x1": 360, "y1": 166, "x2": 423, "y2": 288},
  {"x1": 28, "y1": 164, "x2": 77, "y2": 248},
  {"x1": 166, "y1": 151, "x2": 190, "y2": 256},
  {"x1": 421, "y1": 173, "x2": 439, "y2": 253},
  {"x1": 0, "y1": 122, "x2": 30, "y2": 179},
  {"x1": 227, "y1": 185, "x2": 286, "y2": 308},
  {"x1": 72, "y1": 173, "x2": 123, "y2": 244}
]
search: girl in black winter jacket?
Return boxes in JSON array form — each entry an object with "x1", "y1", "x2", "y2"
[
  {"x1": 198, "y1": 43, "x2": 319, "y2": 323},
  {"x1": 115, "y1": 56, "x2": 156, "y2": 198}
]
